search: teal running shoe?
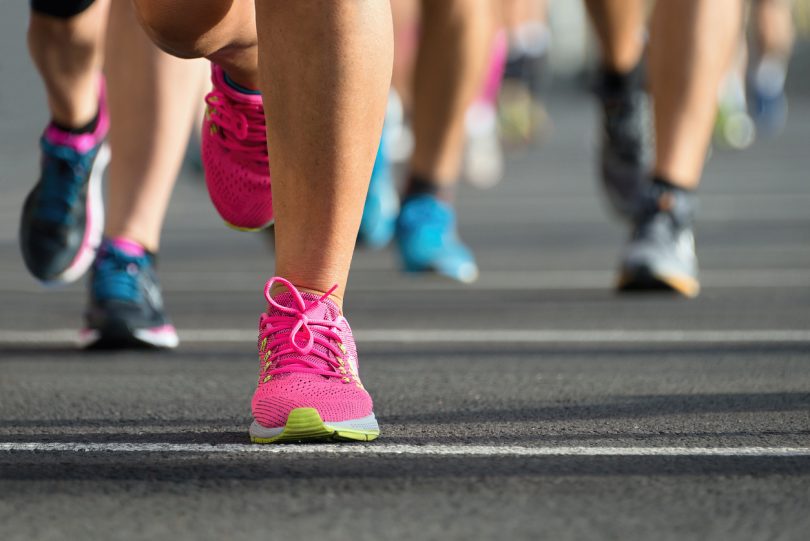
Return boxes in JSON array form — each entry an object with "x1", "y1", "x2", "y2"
[
  {"x1": 20, "y1": 85, "x2": 110, "y2": 285},
  {"x1": 395, "y1": 194, "x2": 478, "y2": 284}
]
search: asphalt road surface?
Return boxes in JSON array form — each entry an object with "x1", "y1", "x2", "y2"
[{"x1": 1, "y1": 8, "x2": 809, "y2": 541}]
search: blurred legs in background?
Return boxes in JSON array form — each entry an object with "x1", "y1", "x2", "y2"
[
  {"x1": 498, "y1": 0, "x2": 552, "y2": 149},
  {"x1": 584, "y1": 0, "x2": 650, "y2": 219},
  {"x1": 463, "y1": 26, "x2": 508, "y2": 189},
  {"x1": 361, "y1": 0, "x2": 506, "y2": 282},
  {"x1": 749, "y1": 0, "x2": 795, "y2": 135},
  {"x1": 586, "y1": 0, "x2": 744, "y2": 297},
  {"x1": 395, "y1": 0, "x2": 497, "y2": 284}
]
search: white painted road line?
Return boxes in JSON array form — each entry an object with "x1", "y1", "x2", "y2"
[
  {"x1": 1, "y1": 442, "x2": 809, "y2": 457},
  {"x1": 1, "y1": 329, "x2": 809, "y2": 344},
  {"x1": 2, "y1": 269, "x2": 810, "y2": 293}
]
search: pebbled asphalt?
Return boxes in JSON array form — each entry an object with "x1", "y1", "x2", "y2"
[{"x1": 1, "y1": 5, "x2": 810, "y2": 541}]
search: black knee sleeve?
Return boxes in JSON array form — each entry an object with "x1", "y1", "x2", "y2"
[{"x1": 31, "y1": 0, "x2": 96, "y2": 19}]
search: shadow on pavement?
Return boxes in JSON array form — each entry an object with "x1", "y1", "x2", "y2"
[{"x1": 1, "y1": 454, "x2": 809, "y2": 481}]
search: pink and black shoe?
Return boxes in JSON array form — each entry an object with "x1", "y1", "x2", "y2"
[
  {"x1": 202, "y1": 64, "x2": 274, "y2": 231},
  {"x1": 250, "y1": 278, "x2": 379, "y2": 443},
  {"x1": 19, "y1": 78, "x2": 110, "y2": 285}
]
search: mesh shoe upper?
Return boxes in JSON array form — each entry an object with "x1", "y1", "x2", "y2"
[
  {"x1": 202, "y1": 64, "x2": 273, "y2": 231},
  {"x1": 251, "y1": 278, "x2": 373, "y2": 428}
]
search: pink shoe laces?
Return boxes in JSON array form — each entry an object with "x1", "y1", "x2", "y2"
[
  {"x1": 205, "y1": 88, "x2": 269, "y2": 174},
  {"x1": 258, "y1": 278, "x2": 352, "y2": 382}
]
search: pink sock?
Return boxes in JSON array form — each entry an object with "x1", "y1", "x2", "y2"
[
  {"x1": 109, "y1": 237, "x2": 146, "y2": 257},
  {"x1": 480, "y1": 31, "x2": 508, "y2": 106},
  {"x1": 43, "y1": 77, "x2": 109, "y2": 154}
]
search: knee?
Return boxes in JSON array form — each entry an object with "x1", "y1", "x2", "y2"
[{"x1": 132, "y1": 0, "x2": 232, "y2": 58}]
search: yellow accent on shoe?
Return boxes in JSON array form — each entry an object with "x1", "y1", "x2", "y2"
[
  {"x1": 223, "y1": 219, "x2": 275, "y2": 233},
  {"x1": 617, "y1": 269, "x2": 701, "y2": 298},
  {"x1": 656, "y1": 274, "x2": 700, "y2": 298},
  {"x1": 250, "y1": 407, "x2": 380, "y2": 444}
]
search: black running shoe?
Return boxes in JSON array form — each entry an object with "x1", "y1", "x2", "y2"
[{"x1": 80, "y1": 239, "x2": 179, "y2": 349}]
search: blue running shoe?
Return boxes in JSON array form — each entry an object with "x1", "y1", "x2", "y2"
[
  {"x1": 749, "y1": 57, "x2": 788, "y2": 138},
  {"x1": 358, "y1": 131, "x2": 399, "y2": 249},
  {"x1": 80, "y1": 239, "x2": 179, "y2": 349},
  {"x1": 19, "y1": 106, "x2": 110, "y2": 285},
  {"x1": 751, "y1": 87, "x2": 787, "y2": 138},
  {"x1": 395, "y1": 195, "x2": 479, "y2": 284}
]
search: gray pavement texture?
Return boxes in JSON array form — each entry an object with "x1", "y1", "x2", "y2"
[{"x1": 2, "y1": 6, "x2": 810, "y2": 541}]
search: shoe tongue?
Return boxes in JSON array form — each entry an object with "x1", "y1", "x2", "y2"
[
  {"x1": 265, "y1": 290, "x2": 341, "y2": 377},
  {"x1": 267, "y1": 291, "x2": 340, "y2": 321}
]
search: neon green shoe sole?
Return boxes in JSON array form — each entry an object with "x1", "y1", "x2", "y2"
[{"x1": 249, "y1": 407, "x2": 380, "y2": 444}]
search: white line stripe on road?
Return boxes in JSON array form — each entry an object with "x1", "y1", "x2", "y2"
[
  {"x1": 1, "y1": 442, "x2": 808, "y2": 457},
  {"x1": 1, "y1": 329, "x2": 809, "y2": 344},
  {"x1": 2, "y1": 269, "x2": 810, "y2": 293},
  {"x1": 351, "y1": 329, "x2": 810, "y2": 344}
]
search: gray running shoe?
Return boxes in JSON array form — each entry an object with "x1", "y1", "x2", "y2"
[
  {"x1": 596, "y1": 67, "x2": 653, "y2": 219},
  {"x1": 617, "y1": 185, "x2": 700, "y2": 298}
]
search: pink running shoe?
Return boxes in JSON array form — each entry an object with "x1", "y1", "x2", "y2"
[
  {"x1": 250, "y1": 277, "x2": 379, "y2": 443},
  {"x1": 202, "y1": 64, "x2": 273, "y2": 231}
]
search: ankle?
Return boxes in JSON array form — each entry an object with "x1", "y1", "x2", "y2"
[
  {"x1": 404, "y1": 173, "x2": 456, "y2": 204},
  {"x1": 269, "y1": 282, "x2": 344, "y2": 312},
  {"x1": 50, "y1": 108, "x2": 99, "y2": 134},
  {"x1": 598, "y1": 60, "x2": 644, "y2": 97},
  {"x1": 651, "y1": 175, "x2": 696, "y2": 193}
]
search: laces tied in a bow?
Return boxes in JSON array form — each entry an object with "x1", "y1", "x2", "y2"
[{"x1": 263, "y1": 278, "x2": 339, "y2": 358}]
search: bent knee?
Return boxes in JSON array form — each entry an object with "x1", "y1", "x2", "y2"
[{"x1": 132, "y1": 0, "x2": 234, "y2": 58}]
